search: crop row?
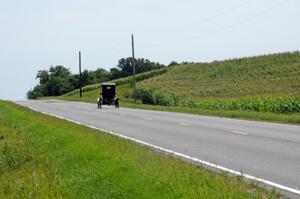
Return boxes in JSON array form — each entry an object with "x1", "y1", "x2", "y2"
[{"x1": 137, "y1": 88, "x2": 300, "y2": 114}]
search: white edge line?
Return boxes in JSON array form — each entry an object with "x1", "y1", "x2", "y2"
[{"x1": 25, "y1": 106, "x2": 300, "y2": 196}]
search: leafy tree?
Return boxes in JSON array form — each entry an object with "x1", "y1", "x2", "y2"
[
  {"x1": 93, "y1": 68, "x2": 110, "y2": 83},
  {"x1": 49, "y1": 65, "x2": 71, "y2": 78},
  {"x1": 46, "y1": 66, "x2": 73, "y2": 96},
  {"x1": 181, "y1": 61, "x2": 194, "y2": 65},
  {"x1": 70, "y1": 74, "x2": 80, "y2": 89},
  {"x1": 27, "y1": 85, "x2": 45, "y2": 99},
  {"x1": 80, "y1": 70, "x2": 91, "y2": 86},
  {"x1": 36, "y1": 70, "x2": 49, "y2": 85},
  {"x1": 168, "y1": 61, "x2": 179, "y2": 67},
  {"x1": 28, "y1": 65, "x2": 74, "y2": 98},
  {"x1": 114, "y1": 57, "x2": 165, "y2": 78},
  {"x1": 110, "y1": 67, "x2": 123, "y2": 80}
]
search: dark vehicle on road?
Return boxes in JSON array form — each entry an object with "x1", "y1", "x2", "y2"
[{"x1": 97, "y1": 83, "x2": 119, "y2": 109}]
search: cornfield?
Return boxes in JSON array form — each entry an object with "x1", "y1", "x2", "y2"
[{"x1": 137, "y1": 88, "x2": 300, "y2": 114}]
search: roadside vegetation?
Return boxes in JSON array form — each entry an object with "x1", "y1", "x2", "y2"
[
  {"x1": 48, "y1": 51, "x2": 300, "y2": 124},
  {"x1": 0, "y1": 100, "x2": 280, "y2": 198}
]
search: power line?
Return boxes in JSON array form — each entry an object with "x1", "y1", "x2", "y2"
[
  {"x1": 199, "y1": 0, "x2": 289, "y2": 38},
  {"x1": 190, "y1": 0, "x2": 254, "y2": 29},
  {"x1": 140, "y1": 0, "x2": 290, "y2": 48},
  {"x1": 136, "y1": 0, "x2": 254, "y2": 39}
]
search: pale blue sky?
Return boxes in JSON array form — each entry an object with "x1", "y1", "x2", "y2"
[{"x1": 0, "y1": 0, "x2": 299, "y2": 100}]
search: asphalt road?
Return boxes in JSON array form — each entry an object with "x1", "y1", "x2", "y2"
[{"x1": 17, "y1": 100, "x2": 300, "y2": 196}]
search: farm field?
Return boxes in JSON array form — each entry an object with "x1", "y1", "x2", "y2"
[
  {"x1": 140, "y1": 52, "x2": 300, "y2": 99},
  {"x1": 0, "y1": 100, "x2": 280, "y2": 198},
  {"x1": 48, "y1": 51, "x2": 300, "y2": 124}
]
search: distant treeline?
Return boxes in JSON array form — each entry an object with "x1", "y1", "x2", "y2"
[{"x1": 27, "y1": 57, "x2": 166, "y2": 99}]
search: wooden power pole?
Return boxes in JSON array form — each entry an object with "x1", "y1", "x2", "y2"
[
  {"x1": 79, "y1": 51, "x2": 82, "y2": 98},
  {"x1": 131, "y1": 34, "x2": 137, "y2": 103}
]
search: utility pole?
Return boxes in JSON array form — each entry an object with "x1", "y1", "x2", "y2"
[
  {"x1": 131, "y1": 34, "x2": 136, "y2": 103},
  {"x1": 50, "y1": 65, "x2": 54, "y2": 96},
  {"x1": 79, "y1": 51, "x2": 82, "y2": 98}
]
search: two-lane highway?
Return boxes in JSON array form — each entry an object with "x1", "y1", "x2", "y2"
[{"x1": 17, "y1": 100, "x2": 300, "y2": 197}]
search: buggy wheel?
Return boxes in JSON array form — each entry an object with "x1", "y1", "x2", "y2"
[
  {"x1": 98, "y1": 99, "x2": 102, "y2": 109},
  {"x1": 115, "y1": 99, "x2": 119, "y2": 108}
]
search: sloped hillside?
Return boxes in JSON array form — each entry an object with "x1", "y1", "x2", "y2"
[{"x1": 139, "y1": 52, "x2": 300, "y2": 99}]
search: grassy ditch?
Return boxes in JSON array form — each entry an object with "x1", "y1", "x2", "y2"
[{"x1": 0, "y1": 100, "x2": 280, "y2": 198}]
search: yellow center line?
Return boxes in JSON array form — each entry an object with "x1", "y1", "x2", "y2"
[
  {"x1": 144, "y1": 117, "x2": 153, "y2": 120},
  {"x1": 231, "y1": 131, "x2": 248, "y2": 135}
]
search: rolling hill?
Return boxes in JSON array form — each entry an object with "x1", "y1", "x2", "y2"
[{"x1": 139, "y1": 52, "x2": 300, "y2": 99}]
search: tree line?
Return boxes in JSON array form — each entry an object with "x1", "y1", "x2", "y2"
[{"x1": 27, "y1": 57, "x2": 165, "y2": 99}]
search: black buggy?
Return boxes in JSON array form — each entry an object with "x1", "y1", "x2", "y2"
[{"x1": 97, "y1": 83, "x2": 119, "y2": 109}]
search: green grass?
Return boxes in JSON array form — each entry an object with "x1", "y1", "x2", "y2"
[{"x1": 0, "y1": 100, "x2": 280, "y2": 198}]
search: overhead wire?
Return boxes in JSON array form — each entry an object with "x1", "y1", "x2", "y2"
[
  {"x1": 137, "y1": 0, "x2": 254, "y2": 38},
  {"x1": 196, "y1": 0, "x2": 289, "y2": 39},
  {"x1": 143, "y1": 0, "x2": 290, "y2": 48}
]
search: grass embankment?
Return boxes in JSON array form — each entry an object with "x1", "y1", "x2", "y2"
[
  {"x1": 0, "y1": 100, "x2": 279, "y2": 198},
  {"x1": 48, "y1": 52, "x2": 300, "y2": 124}
]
